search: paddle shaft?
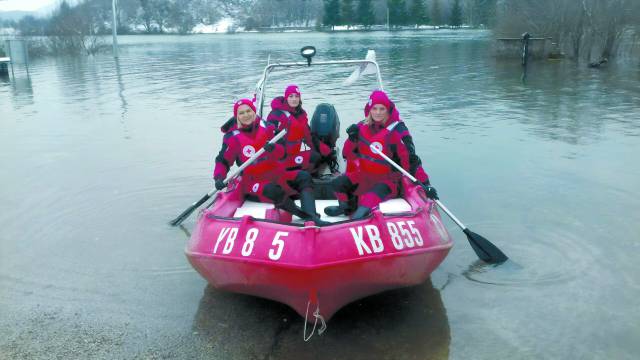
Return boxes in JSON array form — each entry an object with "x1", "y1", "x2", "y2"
[
  {"x1": 220, "y1": 128, "x2": 287, "y2": 189},
  {"x1": 170, "y1": 129, "x2": 287, "y2": 226},
  {"x1": 371, "y1": 140, "x2": 508, "y2": 263},
  {"x1": 370, "y1": 147, "x2": 467, "y2": 231}
]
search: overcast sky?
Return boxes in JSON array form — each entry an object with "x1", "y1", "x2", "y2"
[{"x1": 0, "y1": 0, "x2": 58, "y2": 12}]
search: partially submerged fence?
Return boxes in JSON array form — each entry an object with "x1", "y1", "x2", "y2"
[
  {"x1": 494, "y1": 34, "x2": 553, "y2": 61},
  {"x1": 1, "y1": 39, "x2": 30, "y2": 78}
]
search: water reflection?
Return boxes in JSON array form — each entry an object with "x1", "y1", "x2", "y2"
[
  {"x1": 2, "y1": 32, "x2": 639, "y2": 358},
  {"x1": 7, "y1": 75, "x2": 34, "y2": 107},
  {"x1": 488, "y1": 60, "x2": 640, "y2": 143},
  {"x1": 114, "y1": 56, "x2": 131, "y2": 140},
  {"x1": 192, "y1": 279, "x2": 449, "y2": 359}
]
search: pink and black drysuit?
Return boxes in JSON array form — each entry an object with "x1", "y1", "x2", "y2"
[
  {"x1": 266, "y1": 85, "x2": 332, "y2": 174},
  {"x1": 327, "y1": 90, "x2": 434, "y2": 219},
  {"x1": 213, "y1": 98, "x2": 328, "y2": 226}
]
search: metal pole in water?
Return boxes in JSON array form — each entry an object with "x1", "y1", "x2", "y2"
[
  {"x1": 521, "y1": 32, "x2": 531, "y2": 82},
  {"x1": 386, "y1": 8, "x2": 390, "y2": 30},
  {"x1": 112, "y1": 0, "x2": 119, "y2": 58},
  {"x1": 521, "y1": 32, "x2": 531, "y2": 67}
]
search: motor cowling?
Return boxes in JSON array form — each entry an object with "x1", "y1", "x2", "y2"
[
  {"x1": 310, "y1": 103, "x2": 340, "y2": 149},
  {"x1": 310, "y1": 103, "x2": 341, "y2": 195}
]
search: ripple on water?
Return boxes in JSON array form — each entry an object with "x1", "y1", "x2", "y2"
[{"x1": 460, "y1": 222, "x2": 602, "y2": 287}]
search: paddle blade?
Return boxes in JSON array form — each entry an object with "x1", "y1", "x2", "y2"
[
  {"x1": 463, "y1": 228, "x2": 508, "y2": 264},
  {"x1": 169, "y1": 206, "x2": 196, "y2": 227},
  {"x1": 169, "y1": 193, "x2": 211, "y2": 227}
]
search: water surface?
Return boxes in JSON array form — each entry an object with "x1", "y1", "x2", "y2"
[{"x1": 1, "y1": 31, "x2": 639, "y2": 359}]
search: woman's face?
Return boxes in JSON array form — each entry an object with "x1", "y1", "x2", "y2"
[
  {"x1": 236, "y1": 104, "x2": 256, "y2": 127},
  {"x1": 370, "y1": 104, "x2": 389, "y2": 123},
  {"x1": 287, "y1": 93, "x2": 300, "y2": 108}
]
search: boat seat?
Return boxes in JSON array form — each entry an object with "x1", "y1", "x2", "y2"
[{"x1": 233, "y1": 198, "x2": 412, "y2": 223}]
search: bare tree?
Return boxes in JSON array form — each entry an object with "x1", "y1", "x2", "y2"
[{"x1": 495, "y1": 0, "x2": 640, "y2": 62}]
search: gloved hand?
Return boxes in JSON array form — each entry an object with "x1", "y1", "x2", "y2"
[
  {"x1": 215, "y1": 179, "x2": 226, "y2": 191},
  {"x1": 318, "y1": 141, "x2": 332, "y2": 157},
  {"x1": 263, "y1": 142, "x2": 275, "y2": 153},
  {"x1": 346, "y1": 124, "x2": 359, "y2": 141},
  {"x1": 421, "y1": 184, "x2": 439, "y2": 200},
  {"x1": 327, "y1": 148, "x2": 337, "y2": 159}
]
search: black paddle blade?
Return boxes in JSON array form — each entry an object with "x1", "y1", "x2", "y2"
[
  {"x1": 169, "y1": 207, "x2": 196, "y2": 227},
  {"x1": 169, "y1": 194, "x2": 211, "y2": 227},
  {"x1": 463, "y1": 228, "x2": 508, "y2": 264}
]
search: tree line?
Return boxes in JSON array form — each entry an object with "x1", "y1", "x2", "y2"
[
  {"x1": 2, "y1": 0, "x2": 635, "y2": 61},
  {"x1": 0, "y1": 0, "x2": 496, "y2": 36},
  {"x1": 321, "y1": 0, "x2": 469, "y2": 29}
]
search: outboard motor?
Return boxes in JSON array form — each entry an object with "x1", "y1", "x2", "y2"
[
  {"x1": 310, "y1": 103, "x2": 340, "y2": 199},
  {"x1": 311, "y1": 103, "x2": 340, "y2": 150}
]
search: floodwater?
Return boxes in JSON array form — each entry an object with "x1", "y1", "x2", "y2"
[{"x1": 1, "y1": 31, "x2": 639, "y2": 359}]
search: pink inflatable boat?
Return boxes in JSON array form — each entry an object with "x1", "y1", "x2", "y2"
[
  {"x1": 185, "y1": 177, "x2": 453, "y2": 320},
  {"x1": 178, "y1": 49, "x2": 506, "y2": 322}
]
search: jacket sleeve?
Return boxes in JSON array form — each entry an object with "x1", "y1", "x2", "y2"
[
  {"x1": 304, "y1": 125, "x2": 316, "y2": 152},
  {"x1": 264, "y1": 125, "x2": 286, "y2": 162},
  {"x1": 396, "y1": 122, "x2": 429, "y2": 183},
  {"x1": 391, "y1": 132, "x2": 411, "y2": 173},
  {"x1": 300, "y1": 113, "x2": 315, "y2": 152},
  {"x1": 268, "y1": 143, "x2": 286, "y2": 162},
  {"x1": 342, "y1": 138, "x2": 358, "y2": 160},
  {"x1": 265, "y1": 110, "x2": 280, "y2": 129},
  {"x1": 311, "y1": 130, "x2": 332, "y2": 156},
  {"x1": 402, "y1": 135, "x2": 429, "y2": 183},
  {"x1": 213, "y1": 134, "x2": 237, "y2": 180}
]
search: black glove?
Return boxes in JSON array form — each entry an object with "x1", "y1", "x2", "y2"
[
  {"x1": 263, "y1": 142, "x2": 275, "y2": 153},
  {"x1": 321, "y1": 147, "x2": 336, "y2": 160},
  {"x1": 215, "y1": 179, "x2": 226, "y2": 191},
  {"x1": 421, "y1": 184, "x2": 439, "y2": 200},
  {"x1": 346, "y1": 124, "x2": 359, "y2": 141}
]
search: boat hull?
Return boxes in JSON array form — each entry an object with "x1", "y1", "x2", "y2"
[{"x1": 185, "y1": 181, "x2": 453, "y2": 320}]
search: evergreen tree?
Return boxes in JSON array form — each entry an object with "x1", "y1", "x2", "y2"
[
  {"x1": 476, "y1": 0, "x2": 496, "y2": 28},
  {"x1": 431, "y1": 0, "x2": 441, "y2": 26},
  {"x1": 410, "y1": 0, "x2": 430, "y2": 27},
  {"x1": 323, "y1": 0, "x2": 341, "y2": 29},
  {"x1": 341, "y1": 0, "x2": 355, "y2": 27},
  {"x1": 450, "y1": 0, "x2": 462, "y2": 27},
  {"x1": 388, "y1": 0, "x2": 408, "y2": 28},
  {"x1": 357, "y1": 0, "x2": 376, "y2": 28}
]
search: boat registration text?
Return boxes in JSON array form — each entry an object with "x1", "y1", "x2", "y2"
[{"x1": 210, "y1": 220, "x2": 425, "y2": 261}]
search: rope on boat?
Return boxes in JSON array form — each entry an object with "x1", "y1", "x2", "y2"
[{"x1": 303, "y1": 299, "x2": 327, "y2": 341}]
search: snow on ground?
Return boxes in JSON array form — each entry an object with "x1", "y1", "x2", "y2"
[
  {"x1": 0, "y1": 27, "x2": 17, "y2": 36},
  {"x1": 193, "y1": 18, "x2": 240, "y2": 34}
]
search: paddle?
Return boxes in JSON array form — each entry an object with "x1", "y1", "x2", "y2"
[
  {"x1": 169, "y1": 129, "x2": 287, "y2": 227},
  {"x1": 370, "y1": 146, "x2": 508, "y2": 264}
]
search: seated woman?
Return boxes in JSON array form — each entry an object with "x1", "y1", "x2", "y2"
[
  {"x1": 266, "y1": 85, "x2": 333, "y2": 176},
  {"x1": 325, "y1": 90, "x2": 438, "y2": 219},
  {"x1": 213, "y1": 99, "x2": 328, "y2": 226},
  {"x1": 363, "y1": 90, "x2": 437, "y2": 196}
]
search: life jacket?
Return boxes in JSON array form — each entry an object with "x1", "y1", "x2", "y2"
[
  {"x1": 232, "y1": 119, "x2": 275, "y2": 176},
  {"x1": 357, "y1": 120, "x2": 401, "y2": 175},
  {"x1": 269, "y1": 97, "x2": 312, "y2": 169}
]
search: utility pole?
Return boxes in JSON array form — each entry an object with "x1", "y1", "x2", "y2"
[
  {"x1": 112, "y1": 0, "x2": 119, "y2": 58},
  {"x1": 386, "y1": 7, "x2": 390, "y2": 30}
]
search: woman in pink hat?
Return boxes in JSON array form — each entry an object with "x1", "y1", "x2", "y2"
[
  {"x1": 213, "y1": 98, "x2": 328, "y2": 226},
  {"x1": 324, "y1": 90, "x2": 438, "y2": 219},
  {"x1": 266, "y1": 84, "x2": 333, "y2": 176}
]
